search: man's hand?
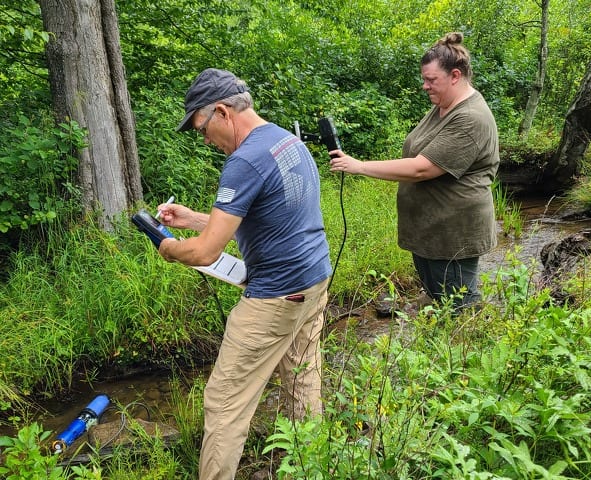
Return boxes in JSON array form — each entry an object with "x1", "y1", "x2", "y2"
[
  {"x1": 155, "y1": 207, "x2": 242, "y2": 267},
  {"x1": 157, "y1": 203, "x2": 209, "y2": 231},
  {"x1": 158, "y1": 237, "x2": 179, "y2": 262}
]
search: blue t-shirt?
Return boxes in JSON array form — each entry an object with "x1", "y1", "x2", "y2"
[{"x1": 213, "y1": 123, "x2": 332, "y2": 298}]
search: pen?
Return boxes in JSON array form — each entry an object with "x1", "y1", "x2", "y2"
[{"x1": 155, "y1": 195, "x2": 174, "y2": 219}]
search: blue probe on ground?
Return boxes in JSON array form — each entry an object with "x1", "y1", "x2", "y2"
[{"x1": 51, "y1": 394, "x2": 110, "y2": 453}]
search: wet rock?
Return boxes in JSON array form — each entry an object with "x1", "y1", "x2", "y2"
[
  {"x1": 374, "y1": 292, "x2": 397, "y2": 317},
  {"x1": 251, "y1": 470, "x2": 272, "y2": 480},
  {"x1": 145, "y1": 387, "x2": 161, "y2": 402},
  {"x1": 88, "y1": 417, "x2": 180, "y2": 448}
]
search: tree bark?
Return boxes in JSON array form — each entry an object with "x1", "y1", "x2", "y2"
[
  {"x1": 100, "y1": 0, "x2": 143, "y2": 204},
  {"x1": 543, "y1": 58, "x2": 591, "y2": 192},
  {"x1": 518, "y1": 0, "x2": 549, "y2": 139},
  {"x1": 39, "y1": 0, "x2": 142, "y2": 229}
]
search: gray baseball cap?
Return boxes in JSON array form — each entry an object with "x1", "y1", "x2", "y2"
[{"x1": 176, "y1": 68, "x2": 249, "y2": 132}]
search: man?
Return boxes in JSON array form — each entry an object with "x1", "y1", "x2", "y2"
[{"x1": 156, "y1": 68, "x2": 332, "y2": 479}]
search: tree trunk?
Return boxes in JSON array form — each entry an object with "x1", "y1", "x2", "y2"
[
  {"x1": 543, "y1": 58, "x2": 591, "y2": 192},
  {"x1": 39, "y1": 0, "x2": 142, "y2": 229},
  {"x1": 518, "y1": 0, "x2": 549, "y2": 139}
]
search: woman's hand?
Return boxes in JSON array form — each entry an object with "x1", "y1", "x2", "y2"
[{"x1": 329, "y1": 150, "x2": 364, "y2": 175}]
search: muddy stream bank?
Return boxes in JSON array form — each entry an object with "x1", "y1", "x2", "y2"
[{"x1": 4, "y1": 195, "x2": 591, "y2": 455}]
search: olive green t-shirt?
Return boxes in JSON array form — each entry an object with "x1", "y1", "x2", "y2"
[{"x1": 397, "y1": 91, "x2": 499, "y2": 260}]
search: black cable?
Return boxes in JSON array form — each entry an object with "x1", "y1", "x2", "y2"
[
  {"x1": 316, "y1": 116, "x2": 346, "y2": 294},
  {"x1": 327, "y1": 171, "x2": 347, "y2": 294},
  {"x1": 97, "y1": 401, "x2": 152, "y2": 451},
  {"x1": 197, "y1": 270, "x2": 227, "y2": 324}
]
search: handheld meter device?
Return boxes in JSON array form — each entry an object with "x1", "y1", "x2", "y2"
[
  {"x1": 131, "y1": 209, "x2": 247, "y2": 286},
  {"x1": 131, "y1": 209, "x2": 175, "y2": 248}
]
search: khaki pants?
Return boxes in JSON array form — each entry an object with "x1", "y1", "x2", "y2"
[{"x1": 198, "y1": 278, "x2": 329, "y2": 480}]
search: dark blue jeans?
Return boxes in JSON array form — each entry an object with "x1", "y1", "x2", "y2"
[{"x1": 412, "y1": 254, "x2": 481, "y2": 307}]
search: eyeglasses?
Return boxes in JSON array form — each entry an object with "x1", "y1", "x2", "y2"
[{"x1": 196, "y1": 108, "x2": 216, "y2": 136}]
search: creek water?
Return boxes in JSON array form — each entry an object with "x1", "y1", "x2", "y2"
[
  {"x1": 3, "y1": 195, "x2": 591, "y2": 450},
  {"x1": 480, "y1": 195, "x2": 591, "y2": 279}
]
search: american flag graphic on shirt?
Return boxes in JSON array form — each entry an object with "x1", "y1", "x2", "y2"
[{"x1": 216, "y1": 187, "x2": 235, "y2": 203}]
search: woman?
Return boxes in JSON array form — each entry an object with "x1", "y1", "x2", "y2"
[{"x1": 329, "y1": 32, "x2": 499, "y2": 309}]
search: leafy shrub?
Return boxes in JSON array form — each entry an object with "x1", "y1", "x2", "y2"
[
  {"x1": 0, "y1": 422, "x2": 64, "y2": 479},
  {"x1": 0, "y1": 116, "x2": 85, "y2": 233},
  {"x1": 318, "y1": 84, "x2": 413, "y2": 160},
  {"x1": 265, "y1": 259, "x2": 591, "y2": 478},
  {"x1": 132, "y1": 86, "x2": 223, "y2": 210}
]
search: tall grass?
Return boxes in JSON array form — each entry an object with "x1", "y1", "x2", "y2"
[
  {"x1": 565, "y1": 177, "x2": 591, "y2": 211},
  {"x1": 0, "y1": 214, "x2": 237, "y2": 402},
  {"x1": 492, "y1": 178, "x2": 524, "y2": 238},
  {"x1": 320, "y1": 174, "x2": 415, "y2": 303}
]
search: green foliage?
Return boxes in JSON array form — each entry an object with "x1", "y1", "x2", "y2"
[
  {"x1": 132, "y1": 85, "x2": 224, "y2": 208},
  {"x1": 0, "y1": 216, "x2": 233, "y2": 396},
  {"x1": 266, "y1": 259, "x2": 591, "y2": 478},
  {"x1": 316, "y1": 84, "x2": 412, "y2": 160},
  {"x1": 114, "y1": 0, "x2": 591, "y2": 174},
  {"x1": 117, "y1": 0, "x2": 250, "y2": 89},
  {"x1": 0, "y1": 1, "x2": 48, "y2": 104},
  {"x1": 540, "y1": 0, "x2": 591, "y2": 128},
  {"x1": 0, "y1": 116, "x2": 85, "y2": 233},
  {"x1": 426, "y1": 309, "x2": 591, "y2": 478},
  {"x1": 1, "y1": 0, "x2": 591, "y2": 477},
  {"x1": 2, "y1": 0, "x2": 590, "y2": 246},
  {"x1": 0, "y1": 422, "x2": 64, "y2": 479}
]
